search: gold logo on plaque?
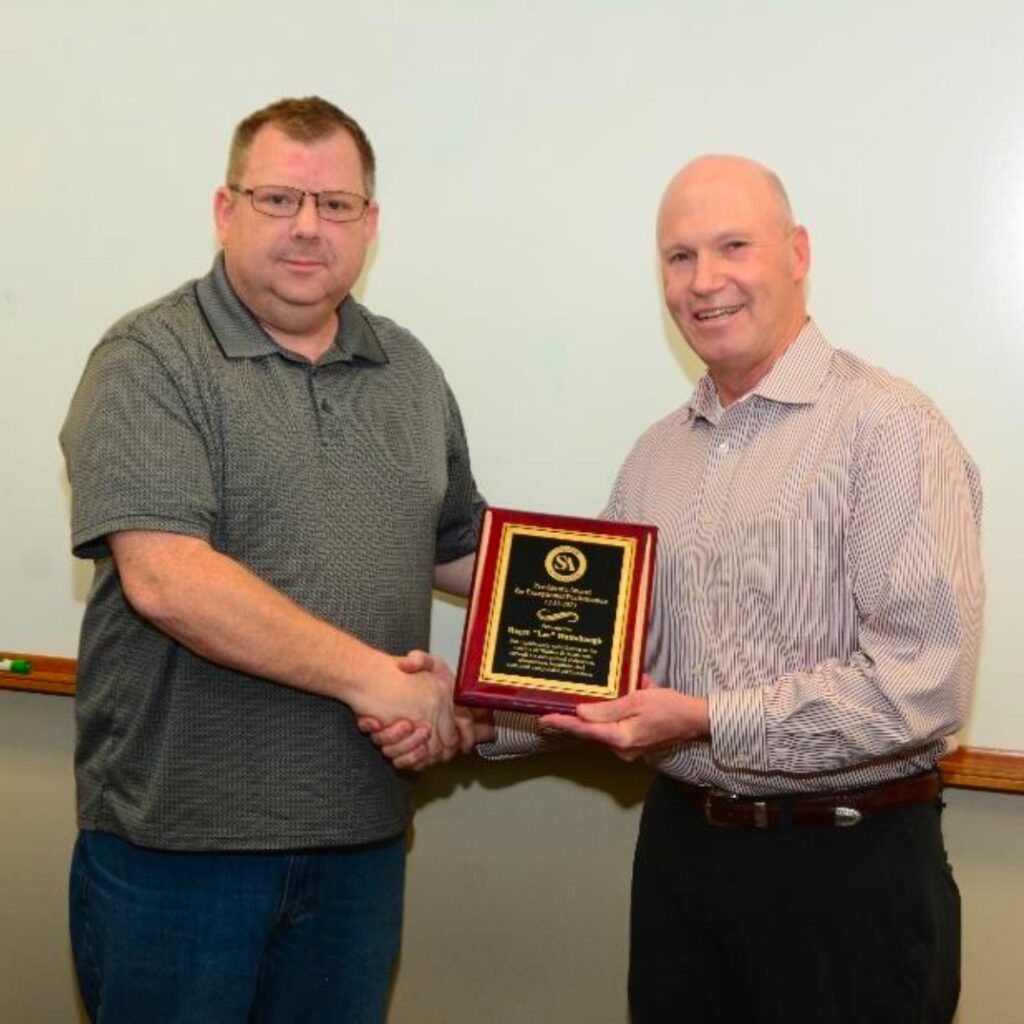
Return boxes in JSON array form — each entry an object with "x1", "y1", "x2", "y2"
[{"x1": 544, "y1": 545, "x2": 587, "y2": 583}]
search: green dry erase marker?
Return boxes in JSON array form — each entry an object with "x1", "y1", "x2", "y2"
[{"x1": 0, "y1": 658, "x2": 31, "y2": 674}]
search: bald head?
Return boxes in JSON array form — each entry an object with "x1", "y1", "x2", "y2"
[{"x1": 658, "y1": 155, "x2": 796, "y2": 241}]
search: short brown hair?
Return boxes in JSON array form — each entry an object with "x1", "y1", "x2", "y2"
[{"x1": 226, "y1": 96, "x2": 377, "y2": 197}]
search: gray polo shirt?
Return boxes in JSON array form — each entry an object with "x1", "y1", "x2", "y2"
[{"x1": 61, "y1": 256, "x2": 483, "y2": 850}]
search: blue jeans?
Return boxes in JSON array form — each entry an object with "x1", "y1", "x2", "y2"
[{"x1": 69, "y1": 830, "x2": 406, "y2": 1024}]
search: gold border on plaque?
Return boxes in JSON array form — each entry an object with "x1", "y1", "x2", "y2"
[{"x1": 480, "y1": 524, "x2": 637, "y2": 696}]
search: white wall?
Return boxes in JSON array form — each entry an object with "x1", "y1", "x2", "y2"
[{"x1": 2, "y1": 2, "x2": 1022, "y2": 1021}]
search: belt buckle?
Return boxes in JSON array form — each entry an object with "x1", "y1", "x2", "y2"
[
  {"x1": 833, "y1": 805, "x2": 863, "y2": 827},
  {"x1": 704, "y1": 789, "x2": 770, "y2": 828}
]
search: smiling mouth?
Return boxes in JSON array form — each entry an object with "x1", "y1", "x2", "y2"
[{"x1": 694, "y1": 304, "x2": 744, "y2": 322}]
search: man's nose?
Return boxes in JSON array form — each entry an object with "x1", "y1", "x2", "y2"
[
  {"x1": 690, "y1": 252, "x2": 722, "y2": 295},
  {"x1": 290, "y1": 194, "x2": 322, "y2": 236}
]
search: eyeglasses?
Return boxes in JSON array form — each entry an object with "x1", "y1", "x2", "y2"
[{"x1": 228, "y1": 184, "x2": 370, "y2": 223}]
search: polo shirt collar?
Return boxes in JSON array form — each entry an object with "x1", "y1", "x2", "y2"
[
  {"x1": 195, "y1": 254, "x2": 388, "y2": 365},
  {"x1": 688, "y1": 318, "x2": 832, "y2": 422}
]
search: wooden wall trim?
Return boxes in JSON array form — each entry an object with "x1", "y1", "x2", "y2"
[
  {"x1": 939, "y1": 747, "x2": 1024, "y2": 794},
  {"x1": 0, "y1": 651, "x2": 76, "y2": 697},
  {"x1": 3, "y1": 651, "x2": 1023, "y2": 795}
]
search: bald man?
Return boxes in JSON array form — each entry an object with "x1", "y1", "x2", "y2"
[
  {"x1": 367, "y1": 157, "x2": 983, "y2": 1023},
  {"x1": 537, "y1": 156, "x2": 984, "y2": 1023}
]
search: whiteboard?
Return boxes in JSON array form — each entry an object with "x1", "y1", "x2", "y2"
[{"x1": 1, "y1": 0, "x2": 1021, "y2": 749}]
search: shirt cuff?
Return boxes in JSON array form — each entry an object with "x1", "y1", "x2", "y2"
[{"x1": 476, "y1": 711, "x2": 551, "y2": 760}]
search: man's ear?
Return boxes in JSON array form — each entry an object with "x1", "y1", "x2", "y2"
[
  {"x1": 213, "y1": 186, "x2": 235, "y2": 246},
  {"x1": 791, "y1": 224, "x2": 811, "y2": 283}
]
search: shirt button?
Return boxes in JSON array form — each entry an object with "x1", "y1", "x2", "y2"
[
  {"x1": 321, "y1": 398, "x2": 331, "y2": 412},
  {"x1": 702, "y1": 511, "x2": 714, "y2": 526},
  {"x1": 717, "y1": 441, "x2": 729, "y2": 453}
]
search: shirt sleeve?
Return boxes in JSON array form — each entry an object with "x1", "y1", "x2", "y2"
[
  {"x1": 434, "y1": 381, "x2": 485, "y2": 564},
  {"x1": 710, "y1": 403, "x2": 984, "y2": 774},
  {"x1": 60, "y1": 332, "x2": 218, "y2": 560},
  {"x1": 600, "y1": 463, "x2": 626, "y2": 523}
]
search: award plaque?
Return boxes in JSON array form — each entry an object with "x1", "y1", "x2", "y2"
[{"x1": 454, "y1": 507, "x2": 657, "y2": 715}]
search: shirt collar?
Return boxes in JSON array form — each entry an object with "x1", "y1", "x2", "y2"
[
  {"x1": 195, "y1": 254, "x2": 389, "y2": 365},
  {"x1": 688, "y1": 319, "x2": 832, "y2": 422}
]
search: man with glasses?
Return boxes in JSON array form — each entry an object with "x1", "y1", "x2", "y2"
[{"x1": 61, "y1": 96, "x2": 487, "y2": 1023}]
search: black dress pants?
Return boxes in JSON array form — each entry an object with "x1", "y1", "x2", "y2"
[{"x1": 629, "y1": 774, "x2": 960, "y2": 1024}]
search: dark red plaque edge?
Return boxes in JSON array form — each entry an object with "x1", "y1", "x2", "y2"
[{"x1": 454, "y1": 507, "x2": 657, "y2": 715}]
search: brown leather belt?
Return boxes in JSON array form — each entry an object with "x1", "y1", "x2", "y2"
[{"x1": 674, "y1": 770, "x2": 942, "y2": 829}]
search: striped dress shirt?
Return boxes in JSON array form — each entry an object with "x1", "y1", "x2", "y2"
[{"x1": 482, "y1": 321, "x2": 984, "y2": 795}]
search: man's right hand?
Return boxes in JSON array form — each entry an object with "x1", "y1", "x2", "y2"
[
  {"x1": 356, "y1": 650, "x2": 495, "y2": 769},
  {"x1": 350, "y1": 653, "x2": 464, "y2": 765}
]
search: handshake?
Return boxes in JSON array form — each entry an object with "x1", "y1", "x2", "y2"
[
  {"x1": 355, "y1": 650, "x2": 495, "y2": 771},
  {"x1": 354, "y1": 648, "x2": 712, "y2": 771}
]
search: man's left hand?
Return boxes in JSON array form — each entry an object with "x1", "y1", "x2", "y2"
[{"x1": 538, "y1": 681, "x2": 709, "y2": 762}]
